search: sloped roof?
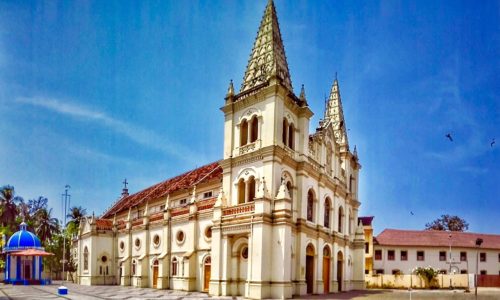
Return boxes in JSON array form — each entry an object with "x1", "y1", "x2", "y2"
[
  {"x1": 102, "y1": 162, "x2": 222, "y2": 218},
  {"x1": 359, "y1": 216, "x2": 374, "y2": 226},
  {"x1": 95, "y1": 219, "x2": 113, "y2": 230},
  {"x1": 375, "y1": 229, "x2": 500, "y2": 250}
]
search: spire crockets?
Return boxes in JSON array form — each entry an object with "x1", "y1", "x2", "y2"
[
  {"x1": 240, "y1": 0, "x2": 292, "y2": 93},
  {"x1": 323, "y1": 77, "x2": 349, "y2": 151}
]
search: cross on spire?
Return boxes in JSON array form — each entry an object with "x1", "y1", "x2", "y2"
[{"x1": 123, "y1": 178, "x2": 128, "y2": 189}]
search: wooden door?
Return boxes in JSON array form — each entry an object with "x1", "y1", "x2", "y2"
[
  {"x1": 152, "y1": 266, "x2": 158, "y2": 288},
  {"x1": 323, "y1": 257, "x2": 330, "y2": 293},
  {"x1": 203, "y1": 264, "x2": 211, "y2": 291},
  {"x1": 306, "y1": 255, "x2": 314, "y2": 294},
  {"x1": 337, "y1": 259, "x2": 342, "y2": 292}
]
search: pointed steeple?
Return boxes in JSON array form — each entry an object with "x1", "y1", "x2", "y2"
[
  {"x1": 240, "y1": 0, "x2": 293, "y2": 93},
  {"x1": 323, "y1": 77, "x2": 349, "y2": 150},
  {"x1": 299, "y1": 84, "x2": 307, "y2": 104}
]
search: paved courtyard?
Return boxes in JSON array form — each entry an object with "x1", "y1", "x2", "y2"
[{"x1": 0, "y1": 282, "x2": 499, "y2": 300}]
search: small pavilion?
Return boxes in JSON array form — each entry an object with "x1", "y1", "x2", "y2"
[{"x1": 3, "y1": 222, "x2": 53, "y2": 285}]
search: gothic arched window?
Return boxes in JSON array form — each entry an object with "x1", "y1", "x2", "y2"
[
  {"x1": 288, "y1": 123, "x2": 294, "y2": 149},
  {"x1": 240, "y1": 120, "x2": 248, "y2": 146},
  {"x1": 250, "y1": 116, "x2": 258, "y2": 143},
  {"x1": 172, "y1": 257, "x2": 178, "y2": 276},
  {"x1": 324, "y1": 198, "x2": 331, "y2": 228},
  {"x1": 248, "y1": 176, "x2": 256, "y2": 202},
  {"x1": 282, "y1": 118, "x2": 288, "y2": 145},
  {"x1": 83, "y1": 246, "x2": 89, "y2": 271},
  {"x1": 238, "y1": 178, "x2": 246, "y2": 204},
  {"x1": 132, "y1": 259, "x2": 137, "y2": 275},
  {"x1": 307, "y1": 189, "x2": 314, "y2": 222},
  {"x1": 338, "y1": 206, "x2": 344, "y2": 233}
]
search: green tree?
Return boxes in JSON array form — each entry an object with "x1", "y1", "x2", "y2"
[
  {"x1": 67, "y1": 206, "x2": 87, "y2": 228},
  {"x1": 35, "y1": 208, "x2": 60, "y2": 244},
  {"x1": 425, "y1": 214, "x2": 469, "y2": 232},
  {"x1": 0, "y1": 185, "x2": 23, "y2": 232}
]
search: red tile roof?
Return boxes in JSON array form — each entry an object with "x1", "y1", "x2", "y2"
[
  {"x1": 358, "y1": 216, "x2": 374, "y2": 226},
  {"x1": 375, "y1": 229, "x2": 500, "y2": 250},
  {"x1": 102, "y1": 162, "x2": 222, "y2": 218},
  {"x1": 95, "y1": 219, "x2": 113, "y2": 230}
]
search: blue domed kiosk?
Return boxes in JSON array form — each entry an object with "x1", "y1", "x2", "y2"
[{"x1": 3, "y1": 222, "x2": 53, "y2": 285}]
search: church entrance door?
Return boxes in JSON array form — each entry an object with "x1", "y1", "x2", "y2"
[
  {"x1": 337, "y1": 251, "x2": 343, "y2": 292},
  {"x1": 306, "y1": 244, "x2": 315, "y2": 294},
  {"x1": 323, "y1": 246, "x2": 331, "y2": 293},
  {"x1": 152, "y1": 259, "x2": 159, "y2": 288},
  {"x1": 203, "y1": 256, "x2": 211, "y2": 292}
]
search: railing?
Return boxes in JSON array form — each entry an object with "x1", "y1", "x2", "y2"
[
  {"x1": 222, "y1": 202, "x2": 255, "y2": 216},
  {"x1": 197, "y1": 198, "x2": 216, "y2": 211},
  {"x1": 150, "y1": 212, "x2": 163, "y2": 222},
  {"x1": 239, "y1": 142, "x2": 257, "y2": 155},
  {"x1": 131, "y1": 219, "x2": 143, "y2": 227},
  {"x1": 171, "y1": 207, "x2": 190, "y2": 217}
]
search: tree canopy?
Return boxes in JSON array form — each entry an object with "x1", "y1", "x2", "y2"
[{"x1": 425, "y1": 214, "x2": 469, "y2": 232}]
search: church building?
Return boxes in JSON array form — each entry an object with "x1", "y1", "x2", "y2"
[{"x1": 73, "y1": 1, "x2": 365, "y2": 298}]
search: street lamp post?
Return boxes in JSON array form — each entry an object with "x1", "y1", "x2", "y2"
[
  {"x1": 475, "y1": 238, "x2": 483, "y2": 299},
  {"x1": 58, "y1": 185, "x2": 71, "y2": 296}
]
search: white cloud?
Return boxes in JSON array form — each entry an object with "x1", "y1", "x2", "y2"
[{"x1": 15, "y1": 96, "x2": 203, "y2": 164}]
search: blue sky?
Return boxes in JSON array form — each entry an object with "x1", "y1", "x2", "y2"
[{"x1": 0, "y1": 0, "x2": 498, "y2": 235}]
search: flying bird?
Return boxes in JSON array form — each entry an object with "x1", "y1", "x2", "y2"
[
  {"x1": 410, "y1": 211, "x2": 414, "y2": 216},
  {"x1": 445, "y1": 133, "x2": 453, "y2": 142},
  {"x1": 491, "y1": 139, "x2": 496, "y2": 147}
]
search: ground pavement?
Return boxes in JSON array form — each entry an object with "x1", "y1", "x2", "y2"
[{"x1": 0, "y1": 282, "x2": 499, "y2": 299}]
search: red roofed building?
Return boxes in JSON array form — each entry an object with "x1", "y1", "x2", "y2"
[
  {"x1": 372, "y1": 229, "x2": 500, "y2": 276},
  {"x1": 72, "y1": 1, "x2": 365, "y2": 298}
]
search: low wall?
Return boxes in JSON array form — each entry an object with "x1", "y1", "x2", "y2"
[{"x1": 366, "y1": 274, "x2": 470, "y2": 289}]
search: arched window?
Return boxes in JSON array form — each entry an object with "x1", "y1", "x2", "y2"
[
  {"x1": 172, "y1": 257, "x2": 178, "y2": 276},
  {"x1": 349, "y1": 175, "x2": 354, "y2": 193},
  {"x1": 338, "y1": 206, "x2": 344, "y2": 233},
  {"x1": 349, "y1": 209, "x2": 353, "y2": 234},
  {"x1": 132, "y1": 259, "x2": 137, "y2": 275},
  {"x1": 240, "y1": 120, "x2": 248, "y2": 146},
  {"x1": 324, "y1": 198, "x2": 331, "y2": 228},
  {"x1": 250, "y1": 116, "x2": 258, "y2": 143},
  {"x1": 286, "y1": 181, "x2": 293, "y2": 201},
  {"x1": 288, "y1": 123, "x2": 294, "y2": 149},
  {"x1": 282, "y1": 118, "x2": 288, "y2": 145},
  {"x1": 307, "y1": 190, "x2": 314, "y2": 222},
  {"x1": 83, "y1": 246, "x2": 89, "y2": 271},
  {"x1": 248, "y1": 176, "x2": 256, "y2": 202},
  {"x1": 238, "y1": 178, "x2": 246, "y2": 204}
]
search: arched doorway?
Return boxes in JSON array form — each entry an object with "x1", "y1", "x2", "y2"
[
  {"x1": 337, "y1": 251, "x2": 343, "y2": 292},
  {"x1": 203, "y1": 256, "x2": 211, "y2": 292},
  {"x1": 323, "y1": 246, "x2": 331, "y2": 293},
  {"x1": 152, "y1": 259, "x2": 159, "y2": 288},
  {"x1": 306, "y1": 244, "x2": 315, "y2": 294}
]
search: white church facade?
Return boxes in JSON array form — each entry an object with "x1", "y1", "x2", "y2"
[{"x1": 73, "y1": 1, "x2": 366, "y2": 298}]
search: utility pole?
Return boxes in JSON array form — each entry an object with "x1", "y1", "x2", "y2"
[{"x1": 61, "y1": 185, "x2": 71, "y2": 283}]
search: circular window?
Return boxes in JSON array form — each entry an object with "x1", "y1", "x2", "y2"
[
  {"x1": 241, "y1": 246, "x2": 249, "y2": 260},
  {"x1": 119, "y1": 241, "x2": 125, "y2": 251},
  {"x1": 176, "y1": 230, "x2": 185, "y2": 244},
  {"x1": 101, "y1": 255, "x2": 107, "y2": 263},
  {"x1": 135, "y1": 238, "x2": 141, "y2": 249},
  {"x1": 153, "y1": 234, "x2": 161, "y2": 247},
  {"x1": 205, "y1": 226, "x2": 212, "y2": 239}
]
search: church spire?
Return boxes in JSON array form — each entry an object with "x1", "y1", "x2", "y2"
[
  {"x1": 240, "y1": 0, "x2": 293, "y2": 93},
  {"x1": 323, "y1": 77, "x2": 349, "y2": 151}
]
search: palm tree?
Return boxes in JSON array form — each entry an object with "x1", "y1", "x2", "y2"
[
  {"x1": 35, "y1": 208, "x2": 60, "y2": 244},
  {"x1": 0, "y1": 185, "x2": 23, "y2": 232},
  {"x1": 67, "y1": 206, "x2": 87, "y2": 228}
]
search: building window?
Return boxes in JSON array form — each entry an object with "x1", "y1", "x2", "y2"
[
  {"x1": 439, "y1": 251, "x2": 446, "y2": 261},
  {"x1": 99, "y1": 266, "x2": 102, "y2": 275},
  {"x1": 106, "y1": 266, "x2": 109, "y2": 275},
  {"x1": 83, "y1": 246, "x2": 89, "y2": 271},
  {"x1": 176, "y1": 231, "x2": 185, "y2": 243},
  {"x1": 349, "y1": 175, "x2": 354, "y2": 193},
  {"x1": 461, "y1": 269, "x2": 467, "y2": 274},
  {"x1": 480, "y1": 252, "x2": 486, "y2": 262},
  {"x1": 375, "y1": 250, "x2": 382, "y2": 260},
  {"x1": 238, "y1": 178, "x2": 246, "y2": 204},
  {"x1": 401, "y1": 250, "x2": 408, "y2": 261},
  {"x1": 338, "y1": 206, "x2": 344, "y2": 233},
  {"x1": 307, "y1": 190, "x2": 314, "y2": 222},
  {"x1": 417, "y1": 251, "x2": 425, "y2": 261},
  {"x1": 248, "y1": 176, "x2": 256, "y2": 202},
  {"x1": 240, "y1": 120, "x2": 248, "y2": 146},
  {"x1": 324, "y1": 198, "x2": 331, "y2": 228},
  {"x1": 375, "y1": 269, "x2": 384, "y2": 275},
  {"x1": 135, "y1": 238, "x2": 141, "y2": 249},
  {"x1": 288, "y1": 123, "x2": 294, "y2": 149},
  {"x1": 282, "y1": 118, "x2": 288, "y2": 145},
  {"x1": 250, "y1": 116, "x2": 258, "y2": 143},
  {"x1": 205, "y1": 226, "x2": 212, "y2": 239},
  {"x1": 203, "y1": 191, "x2": 213, "y2": 199},
  {"x1": 480, "y1": 270, "x2": 487, "y2": 275},
  {"x1": 179, "y1": 198, "x2": 187, "y2": 206},
  {"x1": 172, "y1": 258, "x2": 178, "y2": 276},
  {"x1": 392, "y1": 269, "x2": 401, "y2": 275},
  {"x1": 241, "y1": 246, "x2": 249, "y2": 260},
  {"x1": 439, "y1": 270, "x2": 447, "y2": 274},
  {"x1": 132, "y1": 260, "x2": 137, "y2": 276},
  {"x1": 460, "y1": 251, "x2": 467, "y2": 261},
  {"x1": 365, "y1": 243, "x2": 369, "y2": 254},
  {"x1": 388, "y1": 250, "x2": 395, "y2": 261},
  {"x1": 153, "y1": 235, "x2": 160, "y2": 247}
]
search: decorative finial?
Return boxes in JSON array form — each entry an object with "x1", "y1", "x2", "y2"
[
  {"x1": 190, "y1": 186, "x2": 197, "y2": 204},
  {"x1": 215, "y1": 187, "x2": 226, "y2": 207},
  {"x1": 121, "y1": 178, "x2": 129, "y2": 198},
  {"x1": 227, "y1": 79, "x2": 234, "y2": 97},
  {"x1": 164, "y1": 194, "x2": 170, "y2": 211},
  {"x1": 353, "y1": 145, "x2": 358, "y2": 157},
  {"x1": 299, "y1": 84, "x2": 306, "y2": 101},
  {"x1": 335, "y1": 72, "x2": 338, "y2": 81}
]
